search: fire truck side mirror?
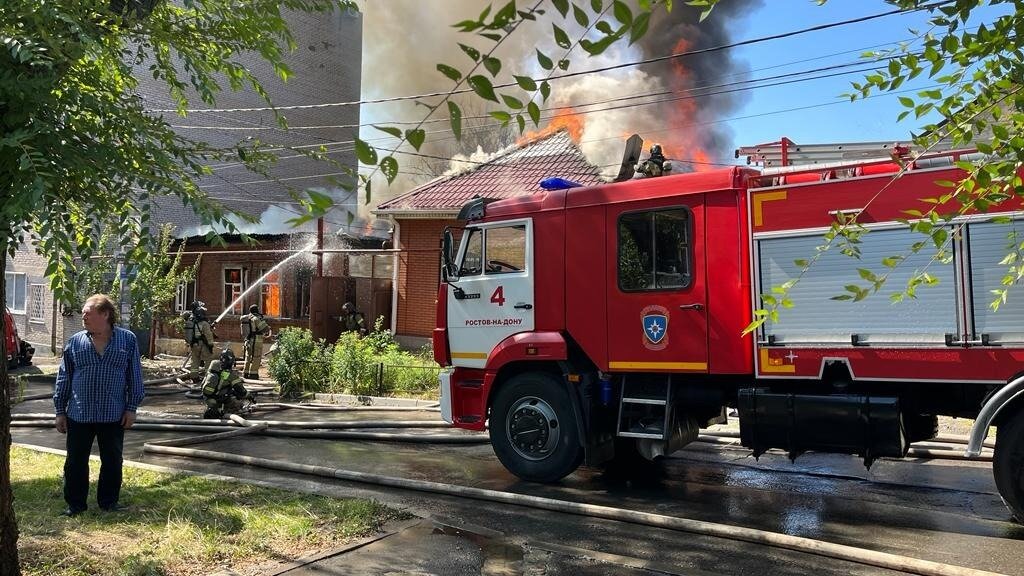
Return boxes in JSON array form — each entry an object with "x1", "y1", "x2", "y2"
[{"x1": 441, "y1": 228, "x2": 457, "y2": 281}]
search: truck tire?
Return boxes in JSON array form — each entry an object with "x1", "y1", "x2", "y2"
[
  {"x1": 994, "y1": 407, "x2": 1024, "y2": 522},
  {"x1": 489, "y1": 372, "x2": 583, "y2": 483}
]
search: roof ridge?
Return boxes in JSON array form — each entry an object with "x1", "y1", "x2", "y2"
[{"x1": 375, "y1": 128, "x2": 585, "y2": 210}]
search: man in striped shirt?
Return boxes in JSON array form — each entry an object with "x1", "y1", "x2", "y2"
[{"x1": 54, "y1": 294, "x2": 144, "y2": 516}]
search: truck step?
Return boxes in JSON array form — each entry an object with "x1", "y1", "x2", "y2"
[
  {"x1": 618, "y1": 431, "x2": 665, "y2": 440},
  {"x1": 616, "y1": 374, "x2": 672, "y2": 441},
  {"x1": 621, "y1": 397, "x2": 667, "y2": 406}
]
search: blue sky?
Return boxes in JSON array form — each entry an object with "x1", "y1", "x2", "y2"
[{"x1": 724, "y1": 1, "x2": 1007, "y2": 157}]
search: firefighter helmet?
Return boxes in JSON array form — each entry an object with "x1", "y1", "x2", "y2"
[{"x1": 219, "y1": 349, "x2": 236, "y2": 371}]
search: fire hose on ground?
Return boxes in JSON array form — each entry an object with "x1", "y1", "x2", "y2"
[
  {"x1": 9, "y1": 410, "x2": 993, "y2": 460},
  {"x1": 133, "y1": 414, "x2": 1006, "y2": 576}
]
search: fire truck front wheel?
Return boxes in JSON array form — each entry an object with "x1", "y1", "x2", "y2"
[
  {"x1": 994, "y1": 407, "x2": 1024, "y2": 522},
  {"x1": 490, "y1": 372, "x2": 583, "y2": 483}
]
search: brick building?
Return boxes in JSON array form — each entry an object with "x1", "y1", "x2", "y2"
[{"x1": 373, "y1": 130, "x2": 603, "y2": 348}]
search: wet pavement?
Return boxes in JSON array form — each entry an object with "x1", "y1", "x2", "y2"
[{"x1": 12, "y1": 383, "x2": 1024, "y2": 576}]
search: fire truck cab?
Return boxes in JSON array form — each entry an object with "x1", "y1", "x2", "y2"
[{"x1": 434, "y1": 139, "x2": 1024, "y2": 520}]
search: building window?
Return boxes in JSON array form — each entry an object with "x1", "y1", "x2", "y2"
[
  {"x1": 618, "y1": 208, "x2": 691, "y2": 291},
  {"x1": 29, "y1": 284, "x2": 45, "y2": 323},
  {"x1": 5, "y1": 272, "x2": 27, "y2": 313},
  {"x1": 258, "y1": 268, "x2": 281, "y2": 317},
  {"x1": 175, "y1": 280, "x2": 197, "y2": 312},
  {"x1": 223, "y1": 268, "x2": 244, "y2": 315}
]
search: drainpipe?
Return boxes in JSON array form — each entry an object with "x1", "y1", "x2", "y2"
[{"x1": 389, "y1": 217, "x2": 400, "y2": 335}]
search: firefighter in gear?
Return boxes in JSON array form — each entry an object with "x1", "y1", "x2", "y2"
[
  {"x1": 339, "y1": 302, "x2": 367, "y2": 336},
  {"x1": 240, "y1": 304, "x2": 270, "y2": 380},
  {"x1": 188, "y1": 301, "x2": 215, "y2": 372},
  {"x1": 635, "y1": 143, "x2": 671, "y2": 178},
  {"x1": 201, "y1": 349, "x2": 253, "y2": 419}
]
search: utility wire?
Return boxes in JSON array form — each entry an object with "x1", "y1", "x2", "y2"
[
  {"x1": 172, "y1": 54, "x2": 899, "y2": 132},
  {"x1": 146, "y1": 1, "x2": 953, "y2": 114}
]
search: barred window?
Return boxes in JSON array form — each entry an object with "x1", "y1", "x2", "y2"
[{"x1": 29, "y1": 284, "x2": 45, "y2": 322}]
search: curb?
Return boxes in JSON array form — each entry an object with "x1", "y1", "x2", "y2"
[{"x1": 313, "y1": 393, "x2": 439, "y2": 408}]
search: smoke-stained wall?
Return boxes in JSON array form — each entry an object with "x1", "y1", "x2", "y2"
[{"x1": 140, "y1": 7, "x2": 369, "y2": 237}]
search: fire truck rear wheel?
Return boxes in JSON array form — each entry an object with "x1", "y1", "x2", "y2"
[
  {"x1": 490, "y1": 372, "x2": 583, "y2": 483},
  {"x1": 994, "y1": 407, "x2": 1024, "y2": 522}
]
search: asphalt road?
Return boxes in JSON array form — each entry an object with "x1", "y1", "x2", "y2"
[{"x1": 11, "y1": 383, "x2": 1024, "y2": 576}]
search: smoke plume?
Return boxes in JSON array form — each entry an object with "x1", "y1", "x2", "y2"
[{"x1": 359, "y1": 0, "x2": 762, "y2": 191}]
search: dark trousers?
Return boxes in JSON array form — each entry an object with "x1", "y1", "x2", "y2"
[{"x1": 63, "y1": 419, "x2": 125, "y2": 511}]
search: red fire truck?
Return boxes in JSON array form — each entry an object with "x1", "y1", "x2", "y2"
[
  {"x1": 433, "y1": 137, "x2": 1024, "y2": 520},
  {"x1": 4, "y1": 306, "x2": 34, "y2": 370}
]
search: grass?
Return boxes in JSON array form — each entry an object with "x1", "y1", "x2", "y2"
[{"x1": 11, "y1": 447, "x2": 406, "y2": 576}]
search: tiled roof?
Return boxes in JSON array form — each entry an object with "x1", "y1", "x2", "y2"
[{"x1": 374, "y1": 130, "x2": 605, "y2": 214}]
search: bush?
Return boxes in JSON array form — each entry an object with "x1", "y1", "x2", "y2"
[
  {"x1": 330, "y1": 331, "x2": 378, "y2": 396},
  {"x1": 267, "y1": 327, "x2": 332, "y2": 398},
  {"x1": 329, "y1": 320, "x2": 440, "y2": 398}
]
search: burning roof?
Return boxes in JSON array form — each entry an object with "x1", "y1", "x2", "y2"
[{"x1": 373, "y1": 129, "x2": 604, "y2": 216}]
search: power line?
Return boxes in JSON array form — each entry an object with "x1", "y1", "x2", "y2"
[
  {"x1": 232, "y1": 57, "x2": 912, "y2": 156},
  {"x1": 173, "y1": 54, "x2": 898, "y2": 133},
  {"x1": 146, "y1": 1, "x2": 952, "y2": 114}
]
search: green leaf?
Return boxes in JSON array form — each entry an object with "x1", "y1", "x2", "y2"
[
  {"x1": 613, "y1": 0, "x2": 632, "y2": 24},
  {"x1": 364, "y1": 178, "x2": 372, "y2": 205},
  {"x1": 553, "y1": 24, "x2": 572, "y2": 49},
  {"x1": 540, "y1": 80, "x2": 551, "y2": 102},
  {"x1": 501, "y1": 94, "x2": 524, "y2": 109},
  {"x1": 536, "y1": 49, "x2": 553, "y2": 70},
  {"x1": 573, "y1": 3, "x2": 589, "y2": 26},
  {"x1": 527, "y1": 101, "x2": 541, "y2": 126},
  {"x1": 436, "y1": 63, "x2": 462, "y2": 82},
  {"x1": 493, "y1": 1, "x2": 516, "y2": 26},
  {"x1": 405, "y1": 128, "x2": 426, "y2": 151},
  {"x1": 490, "y1": 111, "x2": 512, "y2": 124},
  {"x1": 558, "y1": 59, "x2": 570, "y2": 71},
  {"x1": 898, "y1": 96, "x2": 914, "y2": 108},
  {"x1": 373, "y1": 125, "x2": 403, "y2": 138},
  {"x1": 483, "y1": 56, "x2": 501, "y2": 77},
  {"x1": 514, "y1": 75, "x2": 538, "y2": 91},
  {"x1": 459, "y1": 43, "x2": 480, "y2": 62},
  {"x1": 354, "y1": 138, "x2": 378, "y2": 165},
  {"x1": 629, "y1": 11, "x2": 650, "y2": 44},
  {"x1": 552, "y1": 0, "x2": 570, "y2": 17},
  {"x1": 379, "y1": 156, "x2": 398, "y2": 185},
  {"x1": 468, "y1": 74, "x2": 499, "y2": 102},
  {"x1": 516, "y1": 114, "x2": 526, "y2": 133},
  {"x1": 448, "y1": 101, "x2": 463, "y2": 140},
  {"x1": 591, "y1": 0, "x2": 603, "y2": 11},
  {"x1": 596, "y1": 20, "x2": 615, "y2": 34}
]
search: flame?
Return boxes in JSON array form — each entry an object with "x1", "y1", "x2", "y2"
[
  {"x1": 648, "y1": 38, "x2": 715, "y2": 172},
  {"x1": 517, "y1": 107, "x2": 585, "y2": 145}
]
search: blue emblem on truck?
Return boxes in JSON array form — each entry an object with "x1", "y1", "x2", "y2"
[
  {"x1": 643, "y1": 313, "x2": 667, "y2": 344},
  {"x1": 640, "y1": 304, "x2": 670, "y2": 350}
]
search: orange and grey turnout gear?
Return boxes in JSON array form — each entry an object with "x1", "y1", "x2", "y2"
[
  {"x1": 201, "y1": 349, "x2": 252, "y2": 419},
  {"x1": 187, "y1": 301, "x2": 215, "y2": 372},
  {"x1": 240, "y1": 305, "x2": 270, "y2": 380}
]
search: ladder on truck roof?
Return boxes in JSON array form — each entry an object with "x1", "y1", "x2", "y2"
[{"x1": 735, "y1": 136, "x2": 962, "y2": 168}]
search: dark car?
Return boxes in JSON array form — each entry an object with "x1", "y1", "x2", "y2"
[{"x1": 4, "y1": 307, "x2": 34, "y2": 369}]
